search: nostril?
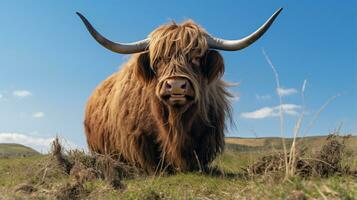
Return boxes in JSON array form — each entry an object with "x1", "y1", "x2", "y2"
[{"x1": 165, "y1": 82, "x2": 172, "y2": 90}]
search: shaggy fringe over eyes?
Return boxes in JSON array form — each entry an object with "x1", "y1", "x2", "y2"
[
  {"x1": 148, "y1": 20, "x2": 208, "y2": 67},
  {"x1": 149, "y1": 20, "x2": 211, "y2": 124}
]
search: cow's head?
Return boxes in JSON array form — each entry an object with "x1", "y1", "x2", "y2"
[
  {"x1": 135, "y1": 21, "x2": 225, "y2": 111},
  {"x1": 77, "y1": 8, "x2": 282, "y2": 112}
]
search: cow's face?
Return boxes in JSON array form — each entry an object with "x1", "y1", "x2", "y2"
[
  {"x1": 136, "y1": 49, "x2": 224, "y2": 110},
  {"x1": 134, "y1": 22, "x2": 225, "y2": 111}
]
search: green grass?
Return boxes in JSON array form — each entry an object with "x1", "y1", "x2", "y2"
[
  {"x1": 0, "y1": 156, "x2": 41, "y2": 188},
  {"x1": 116, "y1": 174, "x2": 357, "y2": 200},
  {"x1": 0, "y1": 136, "x2": 356, "y2": 199}
]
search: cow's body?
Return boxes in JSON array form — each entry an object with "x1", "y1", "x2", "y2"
[{"x1": 84, "y1": 54, "x2": 230, "y2": 172}]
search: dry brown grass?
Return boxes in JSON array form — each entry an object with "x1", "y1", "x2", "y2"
[
  {"x1": 225, "y1": 138, "x2": 266, "y2": 147},
  {"x1": 51, "y1": 137, "x2": 73, "y2": 174},
  {"x1": 245, "y1": 134, "x2": 353, "y2": 178},
  {"x1": 14, "y1": 137, "x2": 143, "y2": 199}
]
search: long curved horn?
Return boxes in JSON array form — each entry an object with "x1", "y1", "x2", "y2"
[
  {"x1": 206, "y1": 8, "x2": 283, "y2": 51},
  {"x1": 76, "y1": 12, "x2": 149, "y2": 54}
]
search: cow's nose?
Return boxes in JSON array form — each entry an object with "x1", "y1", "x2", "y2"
[{"x1": 164, "y1": 78, "x2": 188, "y2": 94}]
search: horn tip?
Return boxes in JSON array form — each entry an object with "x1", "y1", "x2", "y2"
[
  {"x1": 276, "y1": 7, "x2": 283, "y2": 14},
  {"x1": 76, "y1": 12, "x2": 84, "y2": 18}
]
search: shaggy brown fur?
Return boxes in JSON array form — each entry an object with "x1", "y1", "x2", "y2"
[{"x1": 84, "y1": 20, "x2": 232, "y2": 173}]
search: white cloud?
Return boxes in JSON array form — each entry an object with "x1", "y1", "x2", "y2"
[
  {"x1": 0, "y1": 132, "x2": 78, "y2": 153},
  {"x1": 241, "y1": 104, "x2": 301, "y2": 119},
  {"x1": 13, "y1": 90, "x2": 32, "y2": 97},
  {"x1": 255, "y1": 94, "x2": 271, "y2": 101},
  {"x1": 0, "y1": 132, "x2": 54, "y2": 152},
  {"x1": 241, "y1": 107, "x2": 274, "y2": 119},
  {"x1": 0, "y1": 93, "x2": 2, "y2": 99},
  {"x1": 32, "y1": 112, "x2": 44, "y2": 118},
  {"x1": 276, "y1": 87, "x2": 297, "y2": 96}
]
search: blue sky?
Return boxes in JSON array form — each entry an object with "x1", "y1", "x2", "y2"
[{"x1": 0, "y1": 1, "x2": 356, "y2": 151}]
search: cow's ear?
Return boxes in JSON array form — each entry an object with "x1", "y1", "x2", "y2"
[
  {"x1": 135, "y1": 52, "x2": 155, "y2": 83},
  {"x1": 201, "y1": 50, "x2": 224, "y2": 83}
]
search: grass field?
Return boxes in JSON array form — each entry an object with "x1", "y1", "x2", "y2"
[{"x1": 0, "y1": 136, "x2": 356, "y2": 200}]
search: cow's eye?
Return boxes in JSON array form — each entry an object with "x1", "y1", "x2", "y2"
[
  {"x1": 201, "y1": 50, "x2": 224, "y2": 83},
  {"x1": 191, "y1": 58, "x2": 200, "y2": 66}
]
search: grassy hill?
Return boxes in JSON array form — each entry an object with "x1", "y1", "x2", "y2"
[
  {"x1": 0, "y1": 143, "x2": 39, "y2": 158},
  {"x1": 225, "y1": 135, "x2": 357, "y2": 152}
]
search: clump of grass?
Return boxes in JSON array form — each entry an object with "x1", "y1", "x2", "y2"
[
  {"x1": 246, "y1": 134, "x2": 352, "y2": 178},
  {"x1": 51, "y1": 137, "x2": 137, "y2": 189},
  {"x1": 12, "y1": 137, "x2": 141, "y2": 199},
  {"x1": 94, "y1": 154, "x2": 134, "y2": 189},
  {"x1": 70, "y1": 160, "x2": 97, "y2": 183},
  {"x1": 314, "y1": 134, "x2": 351, "y2": 177},
  {"x1": 245, "y1": 147, "x2": 312, "y2": 178},
  {"x1": 55, "y1": 181, "x2": 88, "y2": 200},
  {"x1": 67, "y1": 149, "x2": 96, "y2": 169},
  {"x1": 51, "y1": 137, "x2": 73, "y2": 174}
]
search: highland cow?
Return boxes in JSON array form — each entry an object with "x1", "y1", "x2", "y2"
[{"x1": 77, "y1": 8, "x2": 282, "y2": 173}]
